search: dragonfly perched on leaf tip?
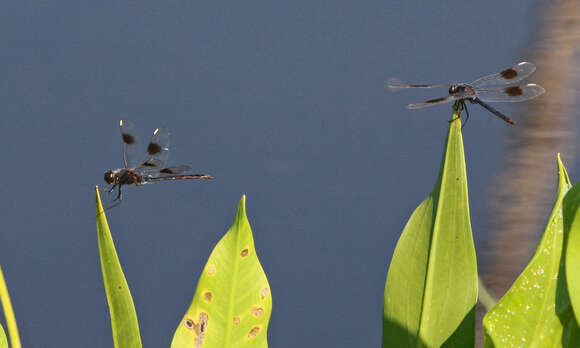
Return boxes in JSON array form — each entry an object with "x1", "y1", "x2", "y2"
[
  {"x1": 388, "y1": 62, "x2": 545, "y2": 126},
  {"x1": 102, "y1": 119, "x2": 212, "y2": 209}
]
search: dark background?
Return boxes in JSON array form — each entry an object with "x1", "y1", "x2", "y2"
[{"x1": 0, "y1": 0, "x2": 561, "y2": 346}]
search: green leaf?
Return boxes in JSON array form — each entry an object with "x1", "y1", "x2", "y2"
[
  {"x1": 0, "y1": 323, "x2": 7, "y2": 348},
  {"x1": 0, "y1": 265, "x2": 21, "y2": 348},
  {"x1": 95, "y1": 187, "x2": 142, "y2": 348},
  {"x1": 483, "y1": 154, "x2": 580, "y2": 347},
  {"x1": 383, "y1": 104, "x2": 478, "y2": 348},
  {"x1": 171, "y1": 195, "x2": 272, "y2": 348},
  {"x1": 564, "y1": 167, "x2": 580, "y2": 326}
]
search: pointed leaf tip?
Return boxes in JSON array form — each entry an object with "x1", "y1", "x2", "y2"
[
  {"x1": 237, "y1": 195, "x2": 247, "y2": 219},
  {"x1": 95, "y1": 186, "x2": 105, "y2": 215},
  {"x1": 484, "y1": 155, "x2": 573, "y2": 347}
]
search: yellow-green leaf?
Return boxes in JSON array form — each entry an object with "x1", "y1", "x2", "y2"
[
  {"x1": 564, "y1": 167, "x2": 580, "y2": 328},
  {"x1": 483, "y1": 154, "x2": 580, "y2": 347},
  {"x1": 172, "y1": 195, "x2": 272, "y2": 348},
  {"x1": 0, "y1": 265, "x2": 20, "y2": 348},
  {"x1": 383, "y1": 104, "x2": 478, "y2": 347},
  {"x1": 96, "y1": 187, "x2": 142, "y2": 348},
  {"x1": 0, "y1": 323, "x2": 7, "y2": 348}
]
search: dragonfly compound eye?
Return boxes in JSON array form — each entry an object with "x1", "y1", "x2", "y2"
[{"x1": 104, "y1": 171, "x2": 115, "y2": 184}]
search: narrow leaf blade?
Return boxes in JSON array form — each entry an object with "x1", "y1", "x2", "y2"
[
  {"x1": 172, "y1": 195, "x2": 272, "y2": 348},
  {"x1": 383, "y1": 106, "x2": 478, "y2": 347},
  {"x1": 95, "y1": 187, "x2": 142, "y2": 348},
  {"x1": 0, "y1": 265, "x2": 21, "y2": 348},
  {"x1": 483, "y1": 154, "x2": 578, "y2": 347}
]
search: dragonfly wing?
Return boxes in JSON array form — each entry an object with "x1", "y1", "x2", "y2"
[
  {"x1": 476, "y1": 84, "x2": 545, "y2": 103},
  {"x1": 120, "y1": 119, "x2": 141, "y2": 168},
  {"x1": 408, "y1": 96, "x2": 457, "y2": 109},
  {"x1": 387, "y1": 78, "x2": 446, "y2": 90},
  {"x1": 137, "y1": 126, "x2": 170, "y2": 172},
  {"x1": 158, "y1": 165, "x2": 192, "y2": 175},
  {"x1": 470, "y1": 62, "x2": 536, "y2": 88}
]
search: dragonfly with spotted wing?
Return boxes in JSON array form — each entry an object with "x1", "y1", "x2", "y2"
[
  {"x1": 103, "y1": 119, "x2": 212, "y2": 208},
  {"x1": 388, "y1": 62, "x2": 545, "y2": 125}
]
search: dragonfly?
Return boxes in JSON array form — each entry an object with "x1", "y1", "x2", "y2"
[
  {"x1": 103, "y1": 119, "x2": 212, "y2": 208},
  {"x1": 388, "y1": 62, "x2": 545, "y2": 125}
]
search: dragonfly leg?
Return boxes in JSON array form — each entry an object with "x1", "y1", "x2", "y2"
[
  {"x1": 449, "y1": 101, "x2": 464, "y2": 123},
  {"x1": 116, "y1": 185, "x2": 123, "y2": 201},
  {"x1": 99, "y1": 184, "x2": 116, "y2": 194},
  {"x1": 461, "y1": 101, "x2": 470, "y2": 129},
  {"x1": 104, "y1": 185, "x2": 123, "y2": 210}
]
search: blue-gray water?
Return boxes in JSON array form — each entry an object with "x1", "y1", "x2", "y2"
[{"x1": 0, "y1": 1, "x2": 562, "y2": 346}]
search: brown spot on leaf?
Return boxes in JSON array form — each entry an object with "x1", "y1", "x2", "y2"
[
  {"x1": 500, "y1": 68, "x2": 518, "y2": 79},
  {"x1": 233, "y1": 317, "x2": 240, "y2": 325},
  {"x1": 251, "y1": 307, "x2": 264, "y2": 317},
  {"x1": 504, "y1": 86, "x2": 523, "y2": 96},
  {"x1": 248, "y1": 326, "x2": 260, "y2": 339},
  {"x1": 184, "y1": 313, "x2": 209, "y2": 347},
  {"x1": 184, "y1": 318, "x2": 195, "y2": 330},
  {"x1": 241, "y1": 249, "x2": 249, "y2": 257},
  {"x1": 122, "y1": 133, "x2": 135, "y2": 144},
  {"x1": 204, "y1": 292, "x2": 212, "y2": 302},
  {"x1": 261, "y1": 287, "x2": 269, "y2": 299}
]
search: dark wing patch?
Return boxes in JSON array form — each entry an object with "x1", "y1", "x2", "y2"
[
  {"x1": 147, "y1": 142, "x2": 162, "y2": 155},
  {"x1": 141, "y1": 159, "x2": 163, "y2": 167},
  {"x1": 122, "y1": 133, "x2": 135, "y2": 145},
  {"x1": 504, "y1": 86, "x2": 523, "y2": 97},
  {"x1": 159, "y1": 165, "x2": 192, "y2": 175},
  {"x1": 137, "y1": 126, "x2": 170, "y2": 172},
  {"x1": 426, "y1": 97, "x2": 448, "y2": 104},
  {"x1": 500, "y1": 68, "x2": 518, "y2": 79},
  {"x1": 119, "y1": 119, "x2": 140, "y2": 168}
]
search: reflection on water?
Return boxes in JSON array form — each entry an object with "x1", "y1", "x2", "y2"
[{"x1": 480, "y1": 1, "x2": 580, "y2": 345}]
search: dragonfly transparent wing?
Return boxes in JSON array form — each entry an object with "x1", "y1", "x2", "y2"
[
  {"x1": 120, "y1": 119, "x2": 141, "y2": 168},
  {"x1": 387, "y1": 78, "x2": 446, "y2": 90},
  {"x1": 470, "y1": 62, "x2": 536, "y2": 88},
  {"x1": 475, "y1": 84, "x2": 545, "y2": 103},
  {"x1": 408, "y1": 95, "x2": 459, "y2": 109},
  {"x1": 136, "y1": 126, "x2": 170, "y2": 172}
]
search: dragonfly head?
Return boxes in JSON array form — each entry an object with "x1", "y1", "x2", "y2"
[
  {"x1": 104, "y1": 170, "x2": 116, "y2": 184},
  {"x1": 449, "y1": 84, "x2": 463, "y2": 94}
]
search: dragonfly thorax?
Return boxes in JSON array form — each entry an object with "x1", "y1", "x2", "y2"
[
  {"x1": 448, "y1": 83, "x2": 476, "y2": 99},
  {"x1": 104, "y1": 168, "x2": 142, "y2": 186}
]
